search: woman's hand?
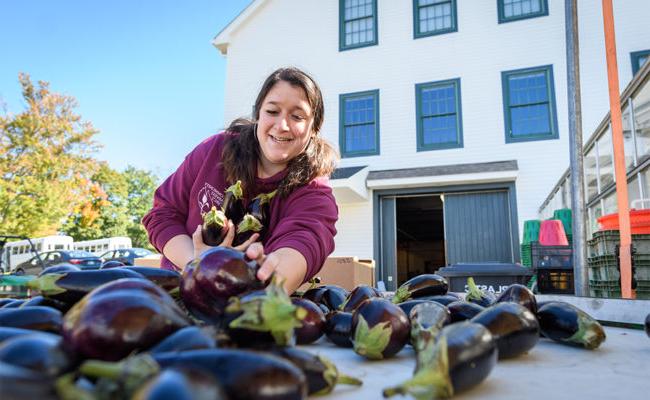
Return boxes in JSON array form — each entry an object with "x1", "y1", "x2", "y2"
[
  {"x1": 245, "y1": 244, "x2": 307, "y2": 294},
  {"x1": 191, "y1": 221, "x2": 259, "y2": 259}
]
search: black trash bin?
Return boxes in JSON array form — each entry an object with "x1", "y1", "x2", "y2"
[{"x1": 438, "y1": 262, "x2": 533, "y2": 295}]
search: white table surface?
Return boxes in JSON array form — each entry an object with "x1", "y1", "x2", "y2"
[{"x1": 300, "y1": 326, "x2": 650, "y2": 400}]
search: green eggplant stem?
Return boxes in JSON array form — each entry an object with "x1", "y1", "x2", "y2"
[
  {"x1": 26, "y1": 273, "x2": 66, "y2": 295},
  {"x1": 237, "y1": 214, "x2": 263, "y2": 233},
  {"x1": 80, "y1": 360, "x2": 124, "y2": 379},
  {"x1": 226, "y1": 180, "x2": 243, "y2": 199},
  {"x1": 391, "y1": 285, "x2": 411, "y2": 304},
  {"x1": 338, "y1": 374, "x2": 363, "y2": 386},
  {"x1": 254, "y1": 190, "x2": 277, "y2": 206},
  {"x1": 55, "y1": 373, "x2": 97, "y2": 400},
  {"x1": 465, "y1": 277, "x2": 482, "y2": 301},
  {"x1": 353, "y1": 315, "x2": 392, "y2": 360},
  {"x1": 566, "y1": 310, "x2": 606, "y2": 349},
  {"x1": 203, "y1": 206, "x2": 226, "y2": 226}
]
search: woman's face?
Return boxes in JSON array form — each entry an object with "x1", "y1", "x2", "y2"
[{"x1": 256, "y1": 80, "x2": 313, "y2": 176}]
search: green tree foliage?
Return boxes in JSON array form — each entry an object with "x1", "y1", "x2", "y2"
[
  {"x1": 0, "y1": 73, "x2": 100, "y2": 237},
  {"x1": 123, "y1": 166, "x2": 158, "y2": 250}
]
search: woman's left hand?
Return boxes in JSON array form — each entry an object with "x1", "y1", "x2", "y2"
[{"x1": 245, "y1": 242, "x2": 278, "y2": 282}]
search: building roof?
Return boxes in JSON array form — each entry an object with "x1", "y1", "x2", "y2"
[
  {"x1": 331, "y1": 165, "x2": 368, "y2": 180},
  {"x1": 366, "y1": 160, "x2": 518, "y2": 181},
  {"x1": 212, "y1": 0, "x2": 265, "y2": 55}
]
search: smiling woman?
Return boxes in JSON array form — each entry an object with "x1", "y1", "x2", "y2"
[{"x1": 142, "y1": 67, "x2": 340, "y2": 293}]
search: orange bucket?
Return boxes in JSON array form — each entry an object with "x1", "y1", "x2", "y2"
[{"x1": 597, "y1": 209, "x2": 650, "y2": 234}]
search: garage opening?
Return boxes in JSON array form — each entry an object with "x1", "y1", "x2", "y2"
[{"x1": 395, "y1": 195, "x2": 445, "y2": 284}]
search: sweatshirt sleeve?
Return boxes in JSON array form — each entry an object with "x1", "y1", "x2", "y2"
[
  {"x1": 264, "y1": 181, "x2": 338, "y2": 283},
  {"x1": 142, "y1": 139, "x2": 211, "y2": 254}
]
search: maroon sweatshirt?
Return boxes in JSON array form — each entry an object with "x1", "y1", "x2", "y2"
[{"x1": 142, "y1": 132, "x2": 338, "y2": 282}]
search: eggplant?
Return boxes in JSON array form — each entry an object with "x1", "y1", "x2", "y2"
[
  {"x1": 180, "y1": 246, "x2": 264, "y2": 322},
  {"x1": 392, "y1": 274, "x2": 449, "y2": 304},
  {"x1": 412, "y1": 294, "x2": 460, "y2": 306},
  {"x1": 81, "y1": 348, "x2": 308, "y2": 400},
  {"x1": 20, "y1": 295, "x2": 70, "y2": 313},
  {"x1": 222, "y1": 180, "x2": 245, "y2": 225},
  {"x1": 247, "y1": 190, "x2": 277, "y2": 242},
  {"x1": 351, "y1": 297, "x2": 410, "y2": 360},
  {"x1": 0, "y1": 361, "x2": 57, "y2": 400},
  {"x1": 0, "y1": 298, "x2": 17, "y2": 307},
  {"x1": 0, "y1": 306, "x2": 62, "y2": 333},
  {"x1": 324, "y1": 311, "x2": 354, "y2": 348},
  {"x1": 464, "y1": 277, "x2": 496, "y2": 307},
  {"x1": 149, "y1": 326, "x2": 216, "y2": 354},
  {"x1": 270, "y1": 346, "x2": 362, "y2": 395},
  {"x1": 301, "y1": 285, "x2": 327, "y2": 304},
  {"x1": 132, "y1": 367, "x2": 227, "y2": 400},
  {"x1": 291, "y1": 298, "x2": 325, "y2": 345},
  {"x1": 2, "y1": 299, "x2": 26, "y2": 308},
  {"x1": 0, "y1": 334, "x2": 74, "y2": 377},
  {"x1": 62, "y1": 278, "x2": 191, "y2": 361},
  {"x1": 233, "y1": 213, "x2": 263, "y2": 247},
  {"x1": 201, "y1": 205, "x2": 228, "y2": 246},
  {"x1": 495, "y1": 283, "x2": 538, "y2": 314},
  {"x1": 100, "y1": 260, "x2": 126, "y2": 269},
  {"x1": 408, "y1": 302, "x2": 450, "y2": 351},
  {"x1": 341, "y1": 284, "x2": 380, "y2": 312},
  {"x1": 471, "y1": 302, "x2": 539, "y2": 359},
  {"x1": 447, "y1": 301, "x2": 485, "y2": 323},
  {"x1": 39, "y1": 264, "x2": 81, "y2": 276},
  {"x1": 398, "y1": 299, "x2": 437, "y2": 318},
  {"x1": 384, "y1": 322, "x2": 498, "y2": 399},
  {"x1": 0, "y1": 326, "x2": 59, "y2": 344},
  {"x1": 536, "y1": 301, "x2": 606, "y2": 349},
  {"x1": 645, "y1": 313, "x2": 650, "y2": 338},
  {"x1": 301, "y1": 285, "x2": 347, "y2": 313},
  {"x1": 121, "y1": 266, "x2": 181, "y2": 292}
]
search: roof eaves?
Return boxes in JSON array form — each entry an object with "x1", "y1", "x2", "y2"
[{"x1": 211, "y1": 0, "x2": 266, "y2": 55}]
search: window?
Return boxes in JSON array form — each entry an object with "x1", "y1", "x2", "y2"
[
  {"x1": 339, "y1": 90, "x2": 380, "y2": 157},
  {"x1": 416, "y1": 78, "x2": 463, "y2": 150},
  {"x1": 340, "y1": 0, "x2": 377, "y2": 51},
  {"x1": 631, "y1": 50, "x2": 650, "y2": 75},
  {"x1": 502, "y1": 65, "x2": 559, "y2": 142},
  {"x1": 498, "y1": 0, "x2": 548, "y2": 23},
  {"x1": 413, "y1": 0, "x2": 457, "y2": 38}
]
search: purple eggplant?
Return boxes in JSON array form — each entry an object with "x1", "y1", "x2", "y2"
[
  {"x1": 413, "y1": 294, "x2": 462, "y2": 307},
  {"x1": 447, "y1": 301, "x2": 485, "y2": 323},
  {"x1": 0, "y1": 361, "x2": 57, "y2": 400},
  {"x1": 63, "y1": 278, "x2": 191, "y2": 361},
  {"x1": 324, "y1": 311, "x2": 354, "y2": 348},
  {"x1": 408, "y1": 302, "x2": 450, "y2": 351},
  {"x1": 2, "y1": 299, "x2": 26, "y2": 308},
  {"x1": 398, "y1": 299, "x2": 438, "y2": 318},
  {"x1": 247, "y1": 190, "x2": 277, "y2": 242},
  {"x1": 149, "y1": 326, "x2": 215, "y2": 354},
  {"x1": 100, "y1": 260, "x2": 126, "y2": 269},
  {"x1": 222, "y1": 180, "x2": 245, "y2": 225},
  {"x1": 201, "y1": 206, "x2": 228, "y2": 246},
  {"x1": 471, "y1": 302, "x2": 539, "y2": 359},
  {"x1": 465, "y1": 277, "x2": 496, "y2": 307},
  {"x1": 537, "y1": 301, "x2": 606, "y2": 349},
  {"x1": 0, "y1": 307, "x2": 62, "y2": 333},
  {"x1": 496, "y1": 283, "x2": 538, "y2": 314},
  {"x1": 341, "y1": 284, "x2": 380, "y2": 312},
  {"x1": 0, "y1": 327, "x2": 59, "y2": 344},
  {"x1": 270, "y1": 346, "x2": 362, "y2": 395},
  {"x1": 392, "y1": 274, "x2": 449, "y2": 304},
  {"x1": 384, "y1": 322, "x2": 497, "y2": 399},
  {"x1": 0, "y1": 334, "x2": 74, "y2": 377},
  {"x1": 132, "y1": 367, "x2": 227, "y2": 400},
  {"x1": 39, "y1": 264, "x2": 81, "y2": 276},
  {"x1": 291, "y1": 298, "x2": 325, "y2": 345},
  {"x1": 233, "y1": 213, "x2": 263, "y2": 247},
  {"x1": 81, "y1": 348, "x2": 308, "y2": 400},
  {"x1": 19, "y1": 295, "x2": 70, "y2": 313},
  {"x1": 302, "y1": 286, "x2": 327, "y2": 304},
  {"x1": 180, "y1": 246, "x2": 264, "y2": 322},
  {"x1": 121, "y1": 266, "x2": 181, "y2": 292},
  {"x1": 0, "y1": 298, "x2": 17, "y2": 307},
  {"x1": 645, "y1": 313, "x2": 650, "y2": 338},
  {"x1": 351, "y1": 298, "x2": 410, "y2": 360}
]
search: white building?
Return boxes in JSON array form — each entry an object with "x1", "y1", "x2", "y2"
[{"x1": 213, "y1": 0, "x2": 650, "y2": 289}]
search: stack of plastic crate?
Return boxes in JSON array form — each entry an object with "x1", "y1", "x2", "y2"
[{"x1": 532, "y1": 243, "x2": 574, "y2": 294}]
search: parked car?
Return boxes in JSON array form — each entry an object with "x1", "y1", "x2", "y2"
[
  {"x1": 14, "y1": 250, "x2": 102, "y2": 275},
  {"x1": 99, "y1": 248, "x2": 153, "y2": 266}
]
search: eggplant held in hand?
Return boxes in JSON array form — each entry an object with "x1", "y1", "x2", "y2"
[
  {"x1": 180, "y1": 246, "x2": 264, "y2": 322},
  {"x1": 248, "y1": 190, "x2": 277, "y2": 242},
  {"x1": 495, "y1": 283, "x2": 538, "y2": 314},
  {"x1": 201, "y1": 206, "x2": 228, "y2": 246},
  {"x1": 341, "y1": 284, "x2": 380, "y2": 312},
  {"x1": 537, "y1": 301, "x2": 606, "y2": 349},
  {"x1": 392, "y1": 274, "x2": 449, "y2": 304},
  {"x1": 351, "y1": 297, "x2": 410, "y2": 360},
  {"x1": 222, "y1": 180, "x2": 245, "y2": 225},
  {"x1": 63, "y1": 278, "x2": 191, "y2": 361},
  {"x1": 465, "y1": 277, "x2": 496, "y2": 307},
  {"x1": 471, "y1": 302, "x2": 539, "y2": 359},
  {"x1": 383, "y1": 322, "x2": 498, "y2": 399},
  {"x1": 233, "y1": 213, "x2": 263, "y2": 247},
  {"x1": 132, "y1": 367, "x2": 227, "y2": 400}
]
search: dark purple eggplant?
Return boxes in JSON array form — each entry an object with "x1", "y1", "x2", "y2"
[
  {"x1": 645, "y1": 313, "x2": 650, "y2": 338},
  {"x1": 233, "y1": 213, "x2": 263, "y2": 247},
  {"x1": 39, "y1": 264, "x2": 81, "y2": 276},
  {"x1": 2, "y1": 299, "x2": 26, "y2": 308},
  {"x1": 81, "y1": 348, "x2": 308, "y2": 400},
  {"x1": 270, "y1": 346, "x2": 362, "y2": 395},
  {"x1": 302, "y1": 286, "x2": 327, "y2": 304},
  {"x1": 201, "y1": 206, "x2": 228, "y2": 246},
  {"x1": 247, "y1": 190, "x2": 277, "y2": 242},
  {"x1": 62, "y1": 278, "x2": 191, "y2": 361},
  {"x1": 291, "y1": 298, "x2": 325, "y2": 345},
  {"x1": 0, "y1": 327, "x2": 59, "y2": 344},
  {"x1": 351, "y1": 297, "x2": 410, "y2": 360},
  {"x1": 149, "y1": 326, "x2": 215, "y2": 354},
  {"x1": 537, "y1": 301, "x2": 606, "y2": 349},
  {"x1": 321, "y1": 285, "x2": 348, "y2": 310},
  {"x1": 495, "y1": 283, "x2": 538, "y2": 314},
  {"x1": 222, "y1": 180, "x2": 245, "y2": 225},
  {"x1": 0, "y1": 298, "x2": 17, "y2": 307},
  {"x1": 398, "y1": 299, "x2": 437, "y2": 318},
  {"x1": 341, "y1": 284, "x2": 380, "y2": 312},
  {"x1": 317, "y1": 302, "x2": 330, "y2": 315},
  {"x1": 0, "y1": 306, "x2": 62, "y2": 333},
  {"x1": 471, "y1": 302, "x2": 539, "y2": 359},
  {"x1": 19, "y1": 295, "x2": 70, "y2": 313},
  {"x1": 447, "y1": 301, "x2": 485, "y2": 323},
  {"x1": 132, "y1": 367, "x2": 227, "y2": 400},
  {"x1": 0, "y1": 361, "x2": 57, "y2": 400},
  {"x1": 408, "y1": 302, "x2": 450, "y2": 350},
  {"x1": 120, "y1": 266, "x2": 181, "y2": 291},
  {"x1": 384, "y1": 322, "x2": 497, "y2": 399},
  {"x1": 412, "y1": 294, "x2": 460, "y2": 306},
  {"x1": 100, "y1": 260, "x2": 126, "y2": 269},
  {"x1": 0, "y1": 334, "x2": 74, "y2": 377},
  {"x1": 392, "y1": 274, "x2": 449, "y2": 304},
  {"x1": 465, "y1": 277, "x2": 496, "y2": 307},
  {"x1": 324, "y1": 311, "x2": 354, "y2": 348},
  {"x1": 180, "y1": 246, "x2": 264, "y2": 322}
]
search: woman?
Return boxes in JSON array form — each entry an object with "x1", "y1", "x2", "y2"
[{"x1": 143, "y1": 67, "x2": 339, "y2": 293}]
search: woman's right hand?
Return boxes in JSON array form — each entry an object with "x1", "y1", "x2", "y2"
[{"x1": 191, "y1": 221, "x2": 260, "y2": 259}]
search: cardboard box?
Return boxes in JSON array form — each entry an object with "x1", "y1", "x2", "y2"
[
  {"x1": 134, "y1": 254, "x2": 162, "y2": 268},
  {"x1": 298, "y1": 256, "x2": 375, "y2": 292}
]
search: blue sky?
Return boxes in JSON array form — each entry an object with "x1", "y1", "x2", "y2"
[{"x1": 0, "y1": 0, "x2": 252, "y2": 179}]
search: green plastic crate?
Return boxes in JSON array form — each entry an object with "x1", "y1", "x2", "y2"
[
  {"x1": 589, "y1": 280, "x2": 621, "y2": 298},
  {"x1": 553, "y1": 208, "x2": 572, "y2": 237},
  {"x1": 587, "y1": 255, "x2": 620, "y2": 282},
  {"x1": 522, "y1": 220, "x2": 541, "y2": 245}
]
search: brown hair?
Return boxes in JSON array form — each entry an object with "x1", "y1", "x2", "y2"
[{"x1": 221, "y1": 67, "x2": 339, "y2": 197}]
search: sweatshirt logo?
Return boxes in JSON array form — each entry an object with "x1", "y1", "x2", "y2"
[{"x1": 198, "y1": 182, "x2": 224, "y2": 214}]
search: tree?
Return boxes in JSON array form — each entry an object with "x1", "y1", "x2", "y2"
[
  {"x1": 123, "y1": 166, "x2": 158, "y2": 250},
  {"x1": 0, "y1": 73, "x2": 100, "y2": 237}
]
